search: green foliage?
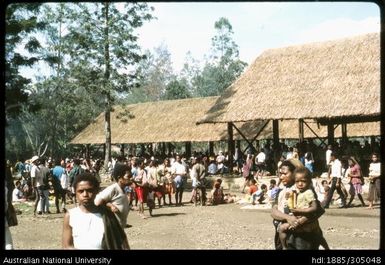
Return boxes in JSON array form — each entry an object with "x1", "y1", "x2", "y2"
[
  {"x1": 190, "y1": 17, "x2": 247, "y2": 97},
  {"x1": 5, "y1": 3, "x2": 46, "y2": 120},
  {"x1": 5, "y1": 2, "x2": 154, "y2": 161},
  {"x1": 162, "y1": 79, "x2": 191, "y2": 100}
]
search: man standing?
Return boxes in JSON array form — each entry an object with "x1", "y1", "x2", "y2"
[
  {"x1": 322, "y1": 152, "x2": 346, "y2": 208},
  {"x1": 52, "y1": 160, "x2": 67, "y2": 213},
  {"x1": 172, "y1": 155, "x2": 187, "y2": 206},
  {"x1": 30, "y1": 156, "x2": 42, "y2": 215}
]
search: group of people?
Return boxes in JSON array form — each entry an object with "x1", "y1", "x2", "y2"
[
  {"x1": 269, "y1": 151, "x2": 381, "y2": 250},
  {"x1": 4, "y1": 144, "x2": 381, "y2": 250},
  {"x1": 320, "y1": 151, "x2": 381, "y2": 209}
]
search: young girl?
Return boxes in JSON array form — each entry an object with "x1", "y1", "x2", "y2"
[
  {"x1": 146, "y1": 187, "x2": 155, "y2": 216},
  {"x1": 367, "y1": 153, "x2": 381, "y2": 209},
  {"x1": 346, "y1": 157, "x2": 366, "y2": 207},
  {"x1": 278, "y1": 167, "x2": 329, "y2": 250},
  {"x1": 210, "y1": 178, "x2": 224, "y2": 205},
  {"x1": 133, "y1": 160, "x2": 148, "y2": 219}
]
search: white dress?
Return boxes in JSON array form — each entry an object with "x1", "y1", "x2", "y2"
[{"x1": 69, "y1": 207, "x2": 104, "y2": 249}]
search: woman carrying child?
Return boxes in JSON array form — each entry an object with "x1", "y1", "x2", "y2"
[
  {"x1": 271, "y1": 159, "x2": 328, "y2": 250},
  {"x1": 277, "y1": 167, "x2": 329, "y2": 250}
]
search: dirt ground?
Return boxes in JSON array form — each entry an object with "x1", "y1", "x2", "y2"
[{"x1": 9, "y1": 176, "x2": 381, "y2": 250}]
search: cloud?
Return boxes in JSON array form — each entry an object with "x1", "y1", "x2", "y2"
[{"x1": 293, "y1": 16, "x2": 380, "y2": 45}]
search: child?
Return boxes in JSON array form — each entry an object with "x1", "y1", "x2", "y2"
[
  {"x1": 147, "y1": 187, "x2": 155, "y2": 216},
  {"x1": 252, "y1": 184, "x2": 267, "y2": 205},
  {"x1": 248, "y1": 179, "x2": 258, "y2": 196},
  {"x1": 278, "y1": 167, "x2": 329, "y2": 250},
  {"x1": 211, "y1": 178, "x2": 224, "y2": 205},
  {"x1": 316, "y1": 179, "x2": 330, "y2": 204},
  {"x1": 268, "y1": 179, "x2": 280, "y2": 203},
  {"x1": 12, "y1": 180, "x2": 26, "y2": 202}
]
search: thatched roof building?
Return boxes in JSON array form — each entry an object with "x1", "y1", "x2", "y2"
[
  {"x1": 71, "y1": 97, "x2": 380, "y2": 145},
  {"x1": 198, "y1": 33, "x2": 380, "y2": 124},
  {"x1": 71, "y1": 97, "x2": 272, "y2": 145}
]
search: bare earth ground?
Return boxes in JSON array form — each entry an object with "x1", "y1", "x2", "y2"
[{"x1": 9, "y1": 176, "x2": 381, "y2": 250}]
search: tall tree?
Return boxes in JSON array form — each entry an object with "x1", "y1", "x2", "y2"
[
  {"x1": 65, "y1": 3, "x2": 153, "y2": 168},
  {"x1": 5, "y1": 3, "x2": 46, "y2": 121},
  {"x1": 127, "y1": 43, "x2": 175, "y2": 103},
  {"x1": 162, "y1": 79, "x2": 191, "y2": 100},
  {"x1": 193, "y1": 17, "x2": 247, "y2": 97},
  {"x1": 180, "y1": 51, "x2": 201, "y2": 97}
]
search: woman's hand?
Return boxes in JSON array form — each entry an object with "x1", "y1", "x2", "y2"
[
  {"x1": 286, "y1": 214, "x2": 298, "y2": 227},
  {"x1": 107, "y1": 203, "x2": 120, "y2": 213}
]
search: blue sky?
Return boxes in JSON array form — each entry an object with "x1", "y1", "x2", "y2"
[{"x1": 136, "y1": 2, "x2": 380, "y2": 71}]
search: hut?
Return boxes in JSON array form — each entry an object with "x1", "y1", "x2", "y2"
[
  {"x1": 197, "y1": 33, "x2": 381, "y2": 168},
  {"x1": 70, "y1": 97, "x2": 272, "y2": 157},
  {"x1": 71, "y1": 98, "x2": 380, "y2": 158}
]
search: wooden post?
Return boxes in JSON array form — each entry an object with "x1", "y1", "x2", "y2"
[
  {"x1": 133, "y1": 144, "x2": 137, "y2": 156},
  {"x1": 161, "y1": 142, "x2": 166, "y2": 156},
  {"x1": 140, "y1": 144, "x2": 145, "y2": 156},
  {"x1": 103, "y1": 144, "x2": 106, "y2": 160},
  {"x1": 370, "y1": 136, "x2": 376, "y2": 150},
  {"x1": 85, "y1": 144, "x2": 90, "y2": 159},
  {"x1": 341, "y1": 123, "x2": 347, "y2": 145},
  {"x1": 273, "y1": 120, "x2": 279, "y2": 152},
  {"x1": 185, "y1": 142, "x2": 192, "y2": 158},
  {"x1": 228, "y1": 122, "x2": 234, "y2": 173},
  {"x1": 120, "y1": 144, "x2": 125, "y2": 157},
  {"x1": 167, "y1": 143, "x2": 173, "y2": 155},
  {"x1": 327, "y1": 123, "x2": 334, "y2": 146},
  {"x1": 208, "y1": 141, "x2": 214, "y2": 156},
  {"x1": 299, "y1": 119, "x2": 304, "y2": 143}
]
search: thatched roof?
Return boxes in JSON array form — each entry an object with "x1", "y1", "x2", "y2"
[
  {"x1": 70, "y1": 97, "x2": 272, "y2": 145},
  {"x1": 71, "y1": 97, "x2": 380, "y2": 145},
  {"x1": 198, "y1": 33, "x2": 380, "y2": 124}
]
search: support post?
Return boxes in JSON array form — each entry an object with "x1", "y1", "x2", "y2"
[
  {"x1": 85, "y1": 144, "x2": 90, "y2": 159},
  {"x1": 120, "y1": 144, "x2": 125, "y2": 157},
  {"x1": 161, "y1": 142, "x2": 166, "y2": 157},
  {"x1": 273, "y1": 120, "x2": 279, "y2": 152},
  {"x1": 185, "y1": 141, "x2": 191, "y2": 158},
  {"x1": 299, "y1": 119, "x2": 304, "y2": 143},
  {"x1": 208, "y1": 141, "x2": 214, "y2": 156},
  {"x1": 327, "y1": 123, "x2": 335, "y2": 146},
  {"x1": 341, "y1": 123, "x2": 347, "y2": 145},
  {"x1": 228, "y1": 122, "x2": 234, "y2": 173}
]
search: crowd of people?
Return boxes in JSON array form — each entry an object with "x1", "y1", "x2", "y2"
[{"x1": 4, "y1": 138, "x2": 381, "y2": 250}]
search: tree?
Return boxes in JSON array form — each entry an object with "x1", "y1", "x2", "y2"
[
  {"x1": 5, "y1": 3, "x2": 46, "y2": 121},
  {"x1": 64, "y1": 3, "x2": 154, "y2": 168},
  {"x1": 193, "y1": 17, "x2": 247, "y2": 97},
  {"x1": 127, "y1": 43, "x2": 175, "y2": 103},
  {"x1": 162, "y1": 79, "x2": 191, "y2": 100},
  {"x1": 180, "y1": 51, "x2": 201, "y2": 97}
]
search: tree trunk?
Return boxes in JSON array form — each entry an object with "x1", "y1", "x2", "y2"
[{"x1": 103, "y1": 2, "x2": 112, "y2": 170}]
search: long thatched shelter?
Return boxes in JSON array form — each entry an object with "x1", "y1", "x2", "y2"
[
  {"x1": 71, "y1": 97, "x2": 272, "y2": 145},
  {"x1": 197, "y1": 33, "x2": 380, "y2": 170},
  {"x1": 71, "y1": 96, "x2": 380, "y2": 158},
  {"x1": 198, "y1": 33, "x2": 380, "y2": 124}
]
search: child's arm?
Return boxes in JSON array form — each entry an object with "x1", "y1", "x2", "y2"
[{"x1": 290, "y1": 200, "x2": 317, "y2": 216}]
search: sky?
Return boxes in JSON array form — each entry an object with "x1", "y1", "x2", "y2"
[
  {"x1": 18, "y1": 2, "x2": 381, "y2": 80},
  {"x1": 135, "y1": 2, "x2": 380, "y2": 72}
]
